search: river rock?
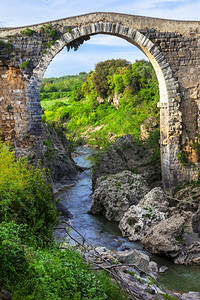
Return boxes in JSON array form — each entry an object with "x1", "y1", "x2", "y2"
[
  {"x1": 119, "y1": 187, "x2": 167, "y2": 241},
  {"x1": 89, "y1": 170, "x2": 149, "y2": 221},
  {"x1": 0, "y1": 290, "x2": 12, "y2": 300},
  {"x1": 141, "y1": 214, "x2": 187, "y2": 258},
  {"x1": 159, "y1": 266, "x2": 168, "y2": 273},
  {"x1": 139, "y1": 187, "x2": 169, "y2": 211},
  {"x1": 89, "y1": 247, "x2": 152, "y2": 274},
  {"x1": 147, "y1": 261, "x2": 158, "y2": 274},
  {"x1": 115, "y1": 249, "x2": 150, "y2": 272},
  {"x1": 180, "y1": 292, "x2": 200, "y2": 300},
  {"x1": 174, "y1": 241, "x2": 200, "y2": 265},
  {"x1": 92, "y1": 134, "x2": 162, "y2": 189},
  {"x1": 175, "y1": 185, "x2": 200, "y2": 213},
  {"x1": 56, "y1": 202, "x2": 73, "y2": 220}
]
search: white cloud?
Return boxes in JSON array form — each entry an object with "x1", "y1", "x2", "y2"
[{"x1": 88, "y1": 35, "x2": 132, "y2": 47}]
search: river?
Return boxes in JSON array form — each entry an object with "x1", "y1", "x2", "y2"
[{"x1": 57, "y1": 146, "x2": 200, "y2": 293}]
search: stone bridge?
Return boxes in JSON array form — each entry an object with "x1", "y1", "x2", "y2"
[{"x1": 0, "y1": 12, "x2": 200, "y2": 193}]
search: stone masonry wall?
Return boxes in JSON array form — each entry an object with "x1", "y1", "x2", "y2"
[{"x1": 0, "y1": 65, "x2": 27, "y2": 142}]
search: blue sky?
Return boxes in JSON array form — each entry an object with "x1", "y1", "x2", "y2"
[{"x1": 0, "y1": 0, "x2": 199, "y2": 77}]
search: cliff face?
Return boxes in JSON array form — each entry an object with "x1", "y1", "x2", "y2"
[
  {"x1": 92, "y1": 134, "x2": 162, "y2": 190},
  {"x1": 42, "y1": 124, "x2": 79, "y2": 187}
]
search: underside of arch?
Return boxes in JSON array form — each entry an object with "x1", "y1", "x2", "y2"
[{"x1": 26, "y1": 22, "x2": 182, "y2": 194}]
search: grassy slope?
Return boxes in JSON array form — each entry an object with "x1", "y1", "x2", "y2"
[{"x1": 41, "y1": 60, "x2": 160, "y2": 149}]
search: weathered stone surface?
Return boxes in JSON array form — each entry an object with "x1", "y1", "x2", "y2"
[
  {"x1": 119, "y1": 187, "x2": 167, "y2": 241},
  {"x1": 141, "y1": 214, "x2": 187, "y2": 258},
  {"x1": 0, "y1": 290, "x2": 12, "y2": 300},
  {"x1": 89, "y1": 170, "x2": 149, "y2": 221},
  {"x1": 92, "y1": 134, "x2": 162, "y2": 189},
  {"x1": 175, "y1": 185, "x2": 200, "y2": 213},
  {"x1": 77, "y1": 245, "x2": 179, "y2": 299},
  {"x1": 192, "y1": 206, "x2": 200, "y2": 237},
  {"x1": 180, "y1": 292, "x2": 200, "y2": 300},
  {"x1": 43, "y1": 124, "x2": 79, "y2": 186},
  {"x1": 147, "y1": 261, "x2": 159, "y2": 279},
  {"x1": 175, "y1": 241, "x2": 200, "y2": 265},
  {"x1": 115, "y1": 249, "x2": 150, "y2": 272},
  {"x1": 56, "y1": 202, "x2": 73, "y2": 220},
  {"x1": 107, "y1": 92, "x2": 122, "y2": 108},
  {"x1": 140, "y1": 116, "x2": 158, "y2": 141}
]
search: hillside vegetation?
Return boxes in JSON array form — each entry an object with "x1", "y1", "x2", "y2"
[{"x1": 41, "y1": 59, "x2": 160, "y2": 149}]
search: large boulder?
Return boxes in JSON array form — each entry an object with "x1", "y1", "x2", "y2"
[
  {"x1": 89, "y1": 170, "x2": 149, "y2": 222},
  {"x1": 115, "y1": 249, "x2": 150, "y2": 272},
  {"x1": 141, "y1": 214, "x2": 187, "y2": 258},
  {"x1": 119, "y1": 187, "x2": 167, "y2": 241},
  {"x1": 174, "y1": 241, "x2": 200, "y2": 265},
  {"x1": 92, "y1": 134, "x2": 162, "y2": 189}
]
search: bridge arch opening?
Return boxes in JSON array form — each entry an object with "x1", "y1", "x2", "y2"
[{"x1": 27, "y1": 22, "x2": 182, "y2": 193}]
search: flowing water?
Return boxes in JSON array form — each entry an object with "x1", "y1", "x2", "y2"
[{"x1": 57, "y1": 146, "x2": 200, "y2": 293}]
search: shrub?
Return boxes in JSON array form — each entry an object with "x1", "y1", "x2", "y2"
[
  {"x1": 0, "y1": 140, "x2": 58, "y2": 246},
  {"x1": 20, "y1": 28, "x2": 35, "y2": 36},
  {"x1": 20, "y1": 60, "x2": 30, "y2": 70}
]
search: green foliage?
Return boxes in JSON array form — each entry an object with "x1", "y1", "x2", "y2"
[
  {"x1": 177, "y1": 149, "x2": 188, "y2": 166},
  {"x1": 0, "y1": 40, "x2": 13, "y2": 54},
  {"x1": 6, "y1": 104, "x2": 13, "y2": 111},
  {"x1": 20, "y1": 60, "x2": 30, "y2": 70},
  {"x1": 43, "y1": 139, "x2": 52, "y2": 147},
  {"x1": 0, "y1": 140, "x2": 58, "y2": 246},
  {"x1": 41, "y1": 73, "x2": 87, "y2": 95},
  {"x1": 175, "y1": 235, "x2": 183, "y2": 243},
  {"x1": 41, "y1": 99, "x2": 68, "y2": 110},
  {"x1": 42, "y1": 102, "x2": 70, "y2": 126},
  {"x1": 40, "y1": 91, "x2": 70, "y2": 101},
  {"x1": 0, "y1": 140, "x2": 126, "y2": 299},
  {"x1": 41, "y1": 59, "x2": 159, "y2": 149},
  {"x1": 40, "y1": 24, "x2": 59, "y2": 40},
  {"x1": 20, "y1": 28, "x2": 36, "y2": 36},
  {"x1": 40, "y1": 24, "x2": 60, "y2": 50},
  {"x1": 145, "y1": 129, "x2": 161, "y2": 164},
  {"x1": 92, "y1": 59, "x2": 130, "y2": 98},
  {"x1": 0, "y1": 221, "x2": 125, "y2": 299}
]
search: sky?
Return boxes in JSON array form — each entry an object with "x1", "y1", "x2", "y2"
[{"x1": 0, "y1": 0, "x2": 199, "y2": 77}]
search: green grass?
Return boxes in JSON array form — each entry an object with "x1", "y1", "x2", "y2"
[{"x1": 41, "y1": 98, "x2": 69, "y2": 110}]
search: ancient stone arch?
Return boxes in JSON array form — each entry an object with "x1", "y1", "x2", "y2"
[{"x1": 0, "y1": 13, "x2": 200, "y2": 193}]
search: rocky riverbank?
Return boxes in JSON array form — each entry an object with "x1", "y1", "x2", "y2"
[
  {"x1": 90, "y1": 135, "x2": 200, "y2": 266},
  {"x1": 51, "y1": 140, "x2": 200, "y2": 299},
  {"x1": 42, "y1": 124, "x2": 81, "y2": 219}
]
